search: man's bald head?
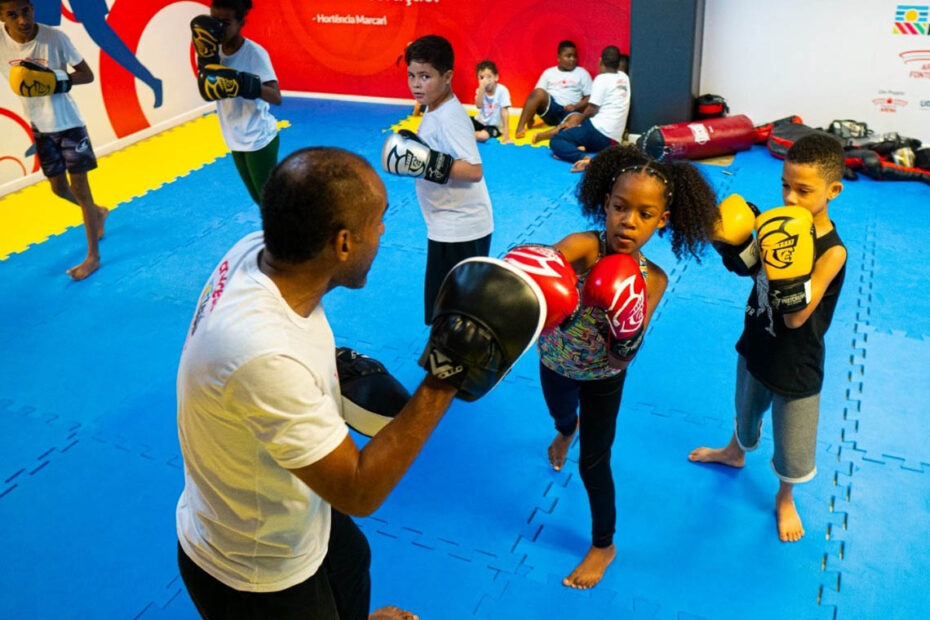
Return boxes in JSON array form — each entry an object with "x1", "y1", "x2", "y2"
[{"x1": 260, "y1": 147, "x2": 383, "y2": 263}]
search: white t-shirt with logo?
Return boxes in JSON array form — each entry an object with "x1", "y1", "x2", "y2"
[
  {"x1": 415, "y1": 95, "x2": 494, "y2": 243},
  {"x1": 475, "y1": 83, "x2": 511, "y2": 129},
  {"x1": 535, "y1": 66, "x2": 593, "y2": 107},
  {"x1": 216, "y1": 39, "x2": 278, "y2": 152},
  {"x1": 0, "y1": 24, "x2": 84, "y2": 132},
  {"x1": 589, "y1": 71, "x2": 631, "y2": 142},
  {"x1": 176, "y1": 231, "x2": 349, "y2": 592}
]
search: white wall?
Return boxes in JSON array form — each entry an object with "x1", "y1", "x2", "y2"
[{"x1": 701, "y1": 0, "x2": 930, "y2": 144}]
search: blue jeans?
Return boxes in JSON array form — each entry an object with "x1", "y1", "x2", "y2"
[{"x1": 549, "y1": 118, "x2": 615, "y2": 163}]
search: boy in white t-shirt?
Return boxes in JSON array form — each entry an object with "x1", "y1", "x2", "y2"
[
  {"x1": 514, "y1": 40, "x2": 592, "y2": 139},
  {"x1": 0, "y1": 0, "x2": 108, "y2": 280},
  {"x1": 199, "y1": 0, "x2": 281, "y2": 204},
  {"x1": 472, "y1": 59, "x2": 511, "y2": 143},
  {"x1": 548, "y1": 46, "x2": 631, "y2": 171},
  {"x1": 382, "y1": 34, "x2": 494, "y2": 323}
]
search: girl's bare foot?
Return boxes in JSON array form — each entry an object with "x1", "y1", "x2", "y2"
[
  {"x1": 547, "y1": 427, "x2": 576, "y2": 471},
  {"x1": 562, "y1": 544, "x2": 616, "y2": 589},
  {"x1": 775, "y1": 485, "x2": 805, "y2": 542},
  {"x1": 66, "y1": 254, "x2": 100, "y2": 280},
  {"x1": 688, "y1": 433, "x2": 746, "y2": 468}
]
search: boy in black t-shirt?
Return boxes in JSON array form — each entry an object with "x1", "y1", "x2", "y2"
[{"x1": 689, "y1": 134, "x2": 847, "y2": 543}]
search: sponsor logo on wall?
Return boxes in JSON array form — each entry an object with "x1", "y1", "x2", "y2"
[
  {"x1": 920, "y1": 99, "x2": 930, "y2": 109},
  {"x1": 873, "y1": 90, "x2": 909, "y2": 112},
  {"x1": 894, "y1": 5, "x2": 929, "y2": 34},
  {"x1": 900, "y1": 50, "x2": 930, "y2": 78}
]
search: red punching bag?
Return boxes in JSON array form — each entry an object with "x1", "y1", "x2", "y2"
[{"x1": 638, "y1": 114, "x2": 756, "y2": 160}]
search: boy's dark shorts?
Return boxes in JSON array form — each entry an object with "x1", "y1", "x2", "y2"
[
  {"x1": 33, "y1": 125, "x2": 98, "y2": 177},
  {"x1": 471, "y1": 117, "x2": 501, "y2": 138},
  {"x1": 540, "y1": 98, "x2": 569, "y2": 126}
]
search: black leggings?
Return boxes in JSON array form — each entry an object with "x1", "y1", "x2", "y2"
[
  {"x1": 178, "y1": 509, "x2": 371, "y2": 620},
  {"x1": 539, "y1": 362, "x2": 626, "y2": 548}
]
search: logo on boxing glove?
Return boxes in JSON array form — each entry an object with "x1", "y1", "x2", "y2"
[
  {"x1": 605, "y1": 275, "x2": 645, "y2": 338},
  {"x1": 503, "y1": 246, "x2": 568, "y2": 279},
  {"x1": 757, "y1": 216, "x2": 800, "y2": 270},
  {"x1": 384, "y1": 144, "x2": 427, "y2": 177},
  {"x1": 426, "y1": 349, "x2": 463, "y2": 380}
]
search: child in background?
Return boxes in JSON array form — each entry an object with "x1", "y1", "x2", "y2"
[
  {"x1": 514, "y1": 40, "x2": 592, "y2": 139},
  {"x1": 544, "y1": 46, "x2": 631, "y2": 171},
  {"x1": 537, "y1": 144, "x2": 718, "y2": 588},
  {"x1": 689, "y1": 133, "x2": 847, "y2": 543},
  {"x1": 0, "y1": 0, "x2": 108, "y2": 280},
  {"x1": 472, "y1": 59, "x2": 511, "y2": 143},
  {"x1": 380, "y1": 34, "x2": 493, "y2": 323},
  {"x1": 199, "y1": 0, "x2": 282, "y2": 205}
]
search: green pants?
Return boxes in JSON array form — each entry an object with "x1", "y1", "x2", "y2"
[{"x1": 232, "y1": 133, "x2": 280, "y2": 204}]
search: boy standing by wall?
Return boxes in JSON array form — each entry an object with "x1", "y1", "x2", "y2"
[
  {"x1": 689, "y1": 134, "x2": 848, "y2": 543},
  {"x1": 1, "y1": 0, "x2": 108, "y2": 280},
  {"x1": 381, "y1": 34, "x2": 493, "y2": 323}
]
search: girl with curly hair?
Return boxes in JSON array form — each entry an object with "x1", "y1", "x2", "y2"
[{"x1": 536, "y1": 144, "x2": 718, "y2": 589}]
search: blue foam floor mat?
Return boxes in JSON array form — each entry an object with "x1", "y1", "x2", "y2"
[{"x1": 2, "y1": 99, "x2": 930, "y2": 619}]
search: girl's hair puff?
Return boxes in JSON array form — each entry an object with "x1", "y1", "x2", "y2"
[{"x1": 576, "y1": 144, "x2": 719, "y2": 260}]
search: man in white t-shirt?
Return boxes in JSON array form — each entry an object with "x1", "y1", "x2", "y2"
[
  {"x1": 176, "y1": 147, "x2": 540, "y2": 620},
  {"x1": 0, "y1": 0, "x2": 108, "y2": 280},
  {"x1": 514, "y1": 40, "x2": 593, "y2": 139},
  {"x1": 197, "y1": 0, "x2": 281, "y2": 204},
  {"x1": 547, "y1": 47, "x2": 631, "y2": 171}
]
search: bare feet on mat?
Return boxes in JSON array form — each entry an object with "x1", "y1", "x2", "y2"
[
  {"x1": 688, "y1": 434, "x2": 745, "y2": 468},
  {"x1": 563, "y1": 544, "x2": 616, "y2": 589},
  {"x1": 370, "y1": 605, "x2": 419, "y2": 620},
  {"x1": 66, "y1": 254, "x2": 100, "y2": 280},
  {"x1": 776, "y1": 489, "x2": 805, "y2": 542},
  {"x1": 547, "y1": 427, "x2": 576, "y2": 471},
  {"x1": 571, "y1": 157, "x2": 591, "y2": 173}
]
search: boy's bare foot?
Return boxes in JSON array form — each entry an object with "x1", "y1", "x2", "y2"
[
  {"x1": 570, "y1": 157, "x2": 591, "y2": 173},
  {"x1": 688, "y1": 434, "x2": 746, "y2": 468},
  {"x1": 66, "y1": 254, "x2": 100, "y2": 280},
  {"x1": 775, "y1": 488, "x2": 805, "y2": 542},
  {"x1": 370, "y1": 605, "x2": 419, "y2": 620},
  {"x1": 547, "y1": 427, "x2": 576, "y2": 471},
  {"x1": 562, "y1": 544, "x2": 616, "y2": 589},
  {"x1": 514, "y1": 128, "x2": 526, "y2": 139},
  {"x1": 96, "y1": 206, "x2": 109, "y2": 239}
]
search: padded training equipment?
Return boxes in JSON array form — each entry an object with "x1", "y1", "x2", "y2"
[
  {"x1": 9, "y1": 60, "x2": 71, "y2": 97},
  {"x1": 693, "y1": 93, "x2": 728, "y2": 120},
  {"x1": 755, "y1": 207, "x2": 815, "y2": 313},
  {"x1": 712, "y1": 194, "x2": 761, "y2": 277},
  {"x1": 420, "y1": 258, "x2": 545, "y2": 401},
  {"x1": 336, "y1": 347, "x2": 411, "y2": 437},
  {"x1": 197, "y1": 64, "x2": 262, "y2": 101},
  {"x1": 190, "y1": 15, "x2": 225, "y2": 68},
  {"x1": 503, "y1": 244, "x2": 579, "y2": 332},
  {"x1": 638, "y1": 114, "x2": 756, "y2": 161},
  {"x1": 381, "y1": 129, "x2": 453, "y2": 184}
]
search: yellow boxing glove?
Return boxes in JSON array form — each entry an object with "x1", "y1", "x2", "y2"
[
  {"x1": 9, "y1": 61, "x2": 71, "y2": 97},
  {"x1": 755, "y1": 206, "x2": 815, "y2": 313},
  {"x1": 712, "y1": 194, "x2": 760, "y2": 276}
]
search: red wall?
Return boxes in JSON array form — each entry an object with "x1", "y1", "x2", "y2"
[{"x1": 247, "y1": 0, "x2": 630, "y2": 105}]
